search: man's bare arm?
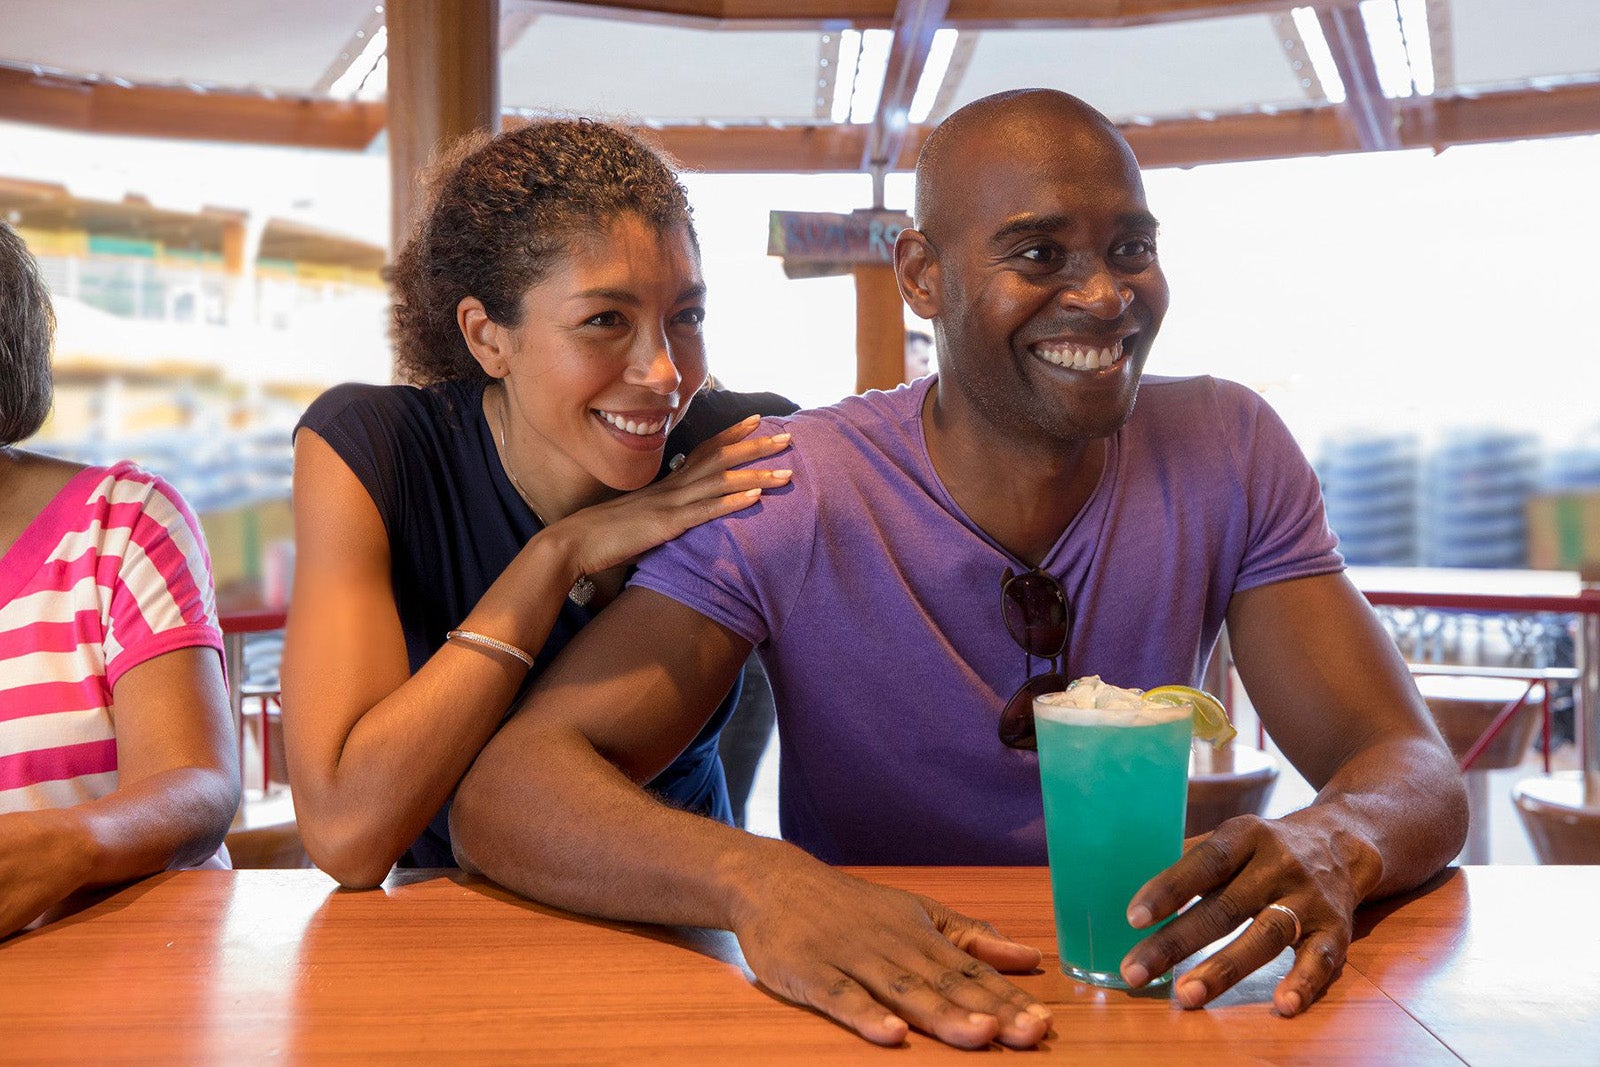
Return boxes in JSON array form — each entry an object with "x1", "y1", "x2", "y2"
[
  {"x1": 450, "y1": 587, "x2": 1052, "y2": 1050},
  {"x1": 450, "y1": 586, "x2": 757, "y2": 924},
  {"x1": 1121, "y1": 572, "x2": 1468, "y2": 1014}
]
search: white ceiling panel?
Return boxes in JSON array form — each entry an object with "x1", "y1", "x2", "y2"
[
  {"x1": 500, "y1": 14, "x2": 829, "y2": 123},
  {"x1": 939, "y1": 15, "x2": 1309, "y2": 124},
  {"x1": 0, "y1": 0, "x2": 375, "y2": 94},
  {"x1": 1449, "y1": 0, "x2": 1600, "y2": 88}
]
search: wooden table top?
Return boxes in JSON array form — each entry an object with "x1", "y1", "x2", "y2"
[{"x1": 1, "y1": 865, "x2": 1594, "y2": 1064}]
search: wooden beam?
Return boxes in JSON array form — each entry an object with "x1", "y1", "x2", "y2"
[
  {"x1": 520, "y1": 0, "x2": 1325, "y2": 28},
  {"x1": 943, "y1": 0, "x2": 1319, "y2": 28},
  {"x1": 852, "y1": 263, "x2": 907, "y2": 393},
  {"x1": 1134, "y1": 81, "x2": 1600, "y2": 166},
  {"x1": 3, "y1": 25, "x2": 1594, "y2": 173},
  {"x1": 642, "y1": 122, "x2": 926, "y2": 172},
  {"x1": 386, "y1": 0, "x2": 501, "y2": 252},
  {"x1": 4, "y1": 74, "x2": 1593, "y2": 172},
  {"x1": 1122, "y1": 107, "x2": 1359, "y2": 167},
  {"x1": 650, "y1": 81, "x2": 1600, "y2": 172},
  {"x1": 861, "y1": 0, "x2": 950, "y2": 178},
  {"x1": 220, "y1": 217, "x2": 249, "y2": 276},
  {"x1": 1409, "y1": 81, "x2": 1600, "y2": 151},
  {"x1": 1317, "y1": 4, "x2": 1400, "y2": 151},
  {"x1": 0, "y1": 65, "x2": 384, "y2": 150},
  {"x1": 521, "y1": 0, "x2": 894, "y2": 25},
  {"x1": 662, "y1": 114, "x2": 1361, "y2": 172}
]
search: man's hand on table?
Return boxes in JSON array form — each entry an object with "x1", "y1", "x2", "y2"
[
  {"x1": 728, "y1": 858, "x2": 1052, "y2": 1048},
  {"x1": 1119, "y1": 807, "x2": 1384, "y2": 1016}
]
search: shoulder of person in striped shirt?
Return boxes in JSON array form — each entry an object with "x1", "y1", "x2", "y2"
[{"x1": 0, "y1": 459, "x2": 223, "y2": 813}]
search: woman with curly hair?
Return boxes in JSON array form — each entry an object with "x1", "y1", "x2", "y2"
[{"x1": 282, "y1": 119, "x2": 794, "y2": 888}]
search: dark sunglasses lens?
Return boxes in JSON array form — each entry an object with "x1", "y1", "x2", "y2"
[
  {"x1": 1001, "y1": 572, "x2": 1069, "y2": 657},
  {"x1": 998, "y1": 672, "x2": 1066, "y2": 750}
]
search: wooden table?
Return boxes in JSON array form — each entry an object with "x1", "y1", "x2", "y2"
[{"x1": 3, "y1": 866, "x2": 1595, "y2": 1064}]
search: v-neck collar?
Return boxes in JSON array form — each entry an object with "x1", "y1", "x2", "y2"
[{"x1": 908, "y1": 375, "x2": 1120, "y2": 572}]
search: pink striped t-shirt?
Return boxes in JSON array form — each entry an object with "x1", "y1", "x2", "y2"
[{"x1": 0, "y1": 461, "x2": 223, "y2": 814}]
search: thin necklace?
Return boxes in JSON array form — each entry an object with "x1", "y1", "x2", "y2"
[{"x1": 495, "y1": 387, "x2": 596, "y2": 607}]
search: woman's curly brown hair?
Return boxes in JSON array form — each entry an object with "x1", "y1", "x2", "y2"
[{"x1": 387, "y1": 117, "x2": 697, "y2": 385}]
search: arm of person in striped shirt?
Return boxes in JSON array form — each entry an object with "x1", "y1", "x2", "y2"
[
  {"x1": 0, "y1": 458, "x2": 241, "y2": 938},
  {"x1": 0, "y1": 645, "x2": 240, "y2": 937}
]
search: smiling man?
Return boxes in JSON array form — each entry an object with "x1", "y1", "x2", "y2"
[{"x1": 450, "y1": 89, "x2": 1467, "y2": 1050}]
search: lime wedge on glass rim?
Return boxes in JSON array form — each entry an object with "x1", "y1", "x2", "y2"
[{"x1": 1145, "y1": 684, "x2": 1238, "y2": 746}]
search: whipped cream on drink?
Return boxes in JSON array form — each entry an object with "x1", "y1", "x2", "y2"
[{"x1": 1034, "y1": 675, "x2": 1193, "y2": 727}]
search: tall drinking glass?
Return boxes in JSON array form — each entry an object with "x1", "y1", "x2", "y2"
[{"x1": 1034, "y1": 684, "x2": 1193, "y2": 987}]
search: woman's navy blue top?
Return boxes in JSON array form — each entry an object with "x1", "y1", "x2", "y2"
[{"x1": 296, "y1": 376, "x2": 796, "y2": 867}]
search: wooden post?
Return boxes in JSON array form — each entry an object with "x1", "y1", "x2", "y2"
[
  {"x1": 385, "y1": 0, "x2": 499, "y2": 260},
  {"x1": 852, "y1": 263, "x2": 907, "y2": 395},
  {"x1": 220, "y1": 216, "x2": 248, "y2": 277},
  {"x1": 216, "y1": 211, "x2": 263, "y2": 330}
]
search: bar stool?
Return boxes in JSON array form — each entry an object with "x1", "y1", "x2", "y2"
[
  {"x1": 1415, "y1": 674, "x2": 1543, "y2": 768},
  {"x1": 1414, "y1": 675, "x2": 1541, "y2": 863},
  {"x1": 1512, "y1": 772, "x2": 1600, "y2": 864},
  {"x1": 239, "y1": 684, "x2": 286, "y2": 792},
  {"x1": 1186, "y1": 743, "x2": 1278, "y2": 837}
]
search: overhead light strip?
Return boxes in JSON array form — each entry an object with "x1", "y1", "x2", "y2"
[
  {"x1": 356, "y1": 52, "x2": 388, "y2": 102},
  {"x1": 849, "y1": 29, "x2": 894, "y2": 125},
  {"x1": 329, "y1": 24, "x2": 387, "y2": 101},
  {"x1": 1359, "y1": 0, "x2": 1415, "y2": 99},
  {"x1": 1396, "y1": 0, "x2": 1435, "y2": 96},
  {"x1": 830, "y1": 29, "x2": 861, "y2": 124},
  {"x1": 908, "y1": 29, "x2": 958, "y2": 125},
  {"x1": 1291, "y1": 6, "x2": 1347, "y2": 104}
]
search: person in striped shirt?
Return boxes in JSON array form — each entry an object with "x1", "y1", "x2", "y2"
[{"x1": 0, "y1": 221, "x2": 240, "y2": 938}]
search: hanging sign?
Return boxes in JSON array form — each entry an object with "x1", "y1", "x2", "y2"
[{"x1": 767, "y1": 208, "x2": 913, "y2": 278}]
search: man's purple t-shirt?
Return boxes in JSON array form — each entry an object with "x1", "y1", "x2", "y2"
[{"x1": 633, "y1": 374, "x2": 1342, "y2": 865}]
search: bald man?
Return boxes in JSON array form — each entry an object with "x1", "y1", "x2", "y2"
[{"x1": 450, "y1": 90, "x2": 1466, "y2": 1049}]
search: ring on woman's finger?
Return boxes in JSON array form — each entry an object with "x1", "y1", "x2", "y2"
[
  {"x1": 1263, "y1": 902, "x2": 1302, "y2": 944},
  {"x1": 668, "y1": 453, "x2": 687, "y2": 472}
]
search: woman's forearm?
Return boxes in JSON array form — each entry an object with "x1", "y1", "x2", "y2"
[
  {"x1": 0, "y1": 767, "x2": 237, "y2": 938},
  {"x1": 286, "y1": 531, "x2": 582, "y2": 887},
  {"x1": 71, "y1": 766, "x2": 242, "y2": 880}
]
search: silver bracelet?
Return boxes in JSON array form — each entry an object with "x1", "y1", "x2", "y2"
[{"x1": 445, "y1": 629, "x2": 534, "y2": 670}]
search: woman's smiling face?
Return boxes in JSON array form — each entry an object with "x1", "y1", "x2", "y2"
[{"x1": 496, "y1": 212, "x2": 709, "y2": 496}]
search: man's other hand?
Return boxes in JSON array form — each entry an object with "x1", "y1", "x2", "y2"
[{"x1": 729, "y1": 861, "x2": 1053, "y2": 1048}]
